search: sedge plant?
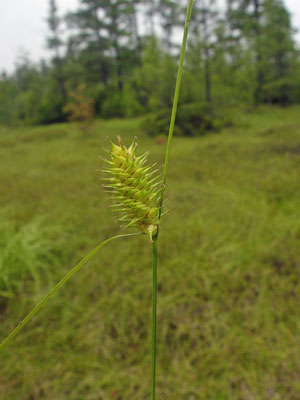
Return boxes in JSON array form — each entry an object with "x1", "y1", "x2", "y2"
[{"x1": 0, "y1": 0, "x2": 195, "y2": 398}]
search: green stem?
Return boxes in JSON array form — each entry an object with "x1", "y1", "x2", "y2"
[
  {"x1": 0, "y1": 232, "x2": 141, "y2": 354},
  {"x1": 151, "y1": 1, "x2": 194, "y2": 398},
  {"x1": 159, "y1": 0, "x2": 195, "y2": 220},
  {"x1": 151, "y1": 239, "x2": 158, "y2": 400}
]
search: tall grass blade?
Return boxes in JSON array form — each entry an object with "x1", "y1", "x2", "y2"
[
  {"x1": 152, "y1": 1, "x2": 195, "y2": 399},
  {"x1": 159, "y1": 0, "x2": 195, "y2": 220}
]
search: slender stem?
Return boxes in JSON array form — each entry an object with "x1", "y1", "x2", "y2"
[
  {"x1": 150, "y1": 1, "x2": 194, "y2": 398},
  {"x1": 151, "y1": 239, "x2": 158, "y2": 400},
  {"x1": 0, "y1": 232, "x2": 141, "y2": 354},
  {"x1": 159, "y1": 0, "x2": 195, "y2": 220}
]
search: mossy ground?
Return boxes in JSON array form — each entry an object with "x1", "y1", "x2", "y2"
[{"x1": 0, "y1": 107, "x2": 300, "y2": 399}]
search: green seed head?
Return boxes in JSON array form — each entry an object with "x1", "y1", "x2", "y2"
[{"x1": 102, "y1": 137, "x2": 164, "y2": 241}]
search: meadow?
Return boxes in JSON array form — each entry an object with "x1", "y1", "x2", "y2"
[{"x1": 0, "y1": 106, "x2": 300, "y2": 399}]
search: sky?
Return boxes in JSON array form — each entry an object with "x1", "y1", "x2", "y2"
[{"x1": 0, "y1": 0, "x2": 300, "y2": 73}]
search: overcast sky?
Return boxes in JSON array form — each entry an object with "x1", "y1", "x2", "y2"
[{"x1": 0, "y1": 0, "x2": 300, "y2": 73}]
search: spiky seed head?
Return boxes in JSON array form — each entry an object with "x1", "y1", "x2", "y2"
[{"x1": 101, "y1": 136, "x2": 164, "y2": 241}]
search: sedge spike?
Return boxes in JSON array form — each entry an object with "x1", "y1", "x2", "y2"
[{"x1": 102, "y1": 136, "x2": 164, "y2": 242}]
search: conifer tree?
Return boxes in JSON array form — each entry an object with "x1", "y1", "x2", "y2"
[
  {"x1": 260, "y1": 0, "x2": 299, "y2": 104},
  {"x1": 158, "y1": 0, "x2": 179, "y2": 49},
  {"x1": 226, "y1": 0, "x2": 264, "y2": 102},
  {"x1": 47, "y1": 0, "x2": 67, "y2": 102},
  {"x1": 190, "y1": 0, "x2": 219, "y2": 104}
]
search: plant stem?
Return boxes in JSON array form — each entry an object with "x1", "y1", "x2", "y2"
[
  {"x1": 151, "y1": 1, "x2": 194, "y2": 398},
  {"x1": 159, "y1": 0, "x2": 195, "y2": 220},
  {"x1": 151, "y1": 239, "x2": 158, "y2": 400},
  {"x1": 0, "y1": 232, "x2": 141, "y2": 354}
]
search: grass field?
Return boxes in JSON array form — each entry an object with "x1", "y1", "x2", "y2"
[{"x1": 0, "y1": 106, "x2": 300, "y2": 399}]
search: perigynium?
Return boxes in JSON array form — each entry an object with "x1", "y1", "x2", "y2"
[{"x1": 101, "y1": 136, "x2": 165, "y2": 242}]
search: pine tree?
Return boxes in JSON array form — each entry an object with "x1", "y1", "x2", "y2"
[
  {"x1": 145, "y1": 0, "x2": 157, "y2": 35},
  {"x1": 190, "y1": 0, "x2": 219, "y2": 104},
  {"x1": 158, "y1": 0, "x2": 179, "y2": 49},
  {"x1": 67, "y1": 0, "x2": 138, "y2": 92},
  {"x1": 47, "y1": 0, "x2": 67, "y2": 102},
  {"x1": 260, "y1": 0, "x2": 299, "y2": 104},
  {"x1": 226, "y1": 0, "x2": 264, "y2": 102},
  {"x1": 66, "y1": 0, "x2": 111, "y2": 85}
]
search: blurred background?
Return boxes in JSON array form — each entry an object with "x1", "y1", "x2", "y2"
[{"x1": 0, "y1": 0, "x2": 300, "y2": 399}]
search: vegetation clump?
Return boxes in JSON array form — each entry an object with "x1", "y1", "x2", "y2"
[
  {"x1": 142, "y1": 103, "x2": 231, "y2": 137},
  {"x1": 63, "y1": 84, "x2": 94, "y2": 133},
  {"x1": 0, "y1": 216, "x2": 61, "y2": 302}
]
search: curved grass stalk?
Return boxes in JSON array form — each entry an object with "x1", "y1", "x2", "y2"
[
  {"x1": 0, "y1": 232, "x2": 141, "y2": 354},
  {"x1": 151, "y1": 1, "x2": 195, "y2": 399}
]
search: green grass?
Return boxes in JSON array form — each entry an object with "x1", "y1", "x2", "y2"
[
  {"x1": 0, "y1": 215, "x2": 63, "y2": 299},
  {"x1": 0, "y1": 107, "x2": 300, "y2": 399}
]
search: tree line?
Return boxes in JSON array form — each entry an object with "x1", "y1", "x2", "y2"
[{"x1": 0, "y1": 0, "x2": 299, "y2": 125}]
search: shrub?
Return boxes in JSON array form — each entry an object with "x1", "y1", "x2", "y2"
[
  {"x1": 101, "y1": 90, "x2": 124, "y2": 118},
  {"x1": 63, "y1": 84, "x2": 94, "y2": 133},
  {"x1": 142, "y1": 102, "x2": 231, "y2": 137}
]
